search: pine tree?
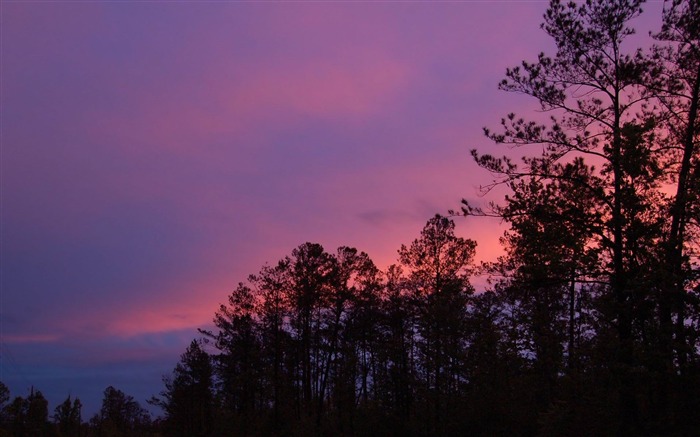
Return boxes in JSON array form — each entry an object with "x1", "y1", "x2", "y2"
[
  {"x1": 462, "y1": 0, "x2": 667, "y2": 433},
  {"x1": 151, "y1": 340, "x2": 214, "y2": 437},
  {"x1": 398, "y1": 215, "x2": 476, "y2": 435}
]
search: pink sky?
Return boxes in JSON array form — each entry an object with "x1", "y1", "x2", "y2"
[{"x1": 1, "y1": 0, "x2": 663, "y2": 415}]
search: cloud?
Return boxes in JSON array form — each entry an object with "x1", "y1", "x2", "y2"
[
  {"x1": 232, "y1": 59, "x2": 410, "y2": 118},
  {"x1": 357, "y1": 209, "x2": 417, "y2": 227},
  {"x1": 2, "y1": 334, "x2": 62, "y2": 344},
  {"x1": 80, "y1": 56, "x2": 411, "y2": 162}
]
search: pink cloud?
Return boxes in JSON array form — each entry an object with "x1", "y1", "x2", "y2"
[
  {"x1": 82, "y1": 55, "x2": 411, "y2": 159},
  {"x1": 229, "y1": 59, "x2": 409, "y2": 119},
  {"x1": 106, "y1": 303, "x2": 216, "y2": 339},
  {"x1": 14, "y1": 277, "x2": 228, "y2": 342}
]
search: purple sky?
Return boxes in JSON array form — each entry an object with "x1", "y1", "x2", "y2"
[{"x1": 1, "y1": 1, "x2": 663, "y2": 417}]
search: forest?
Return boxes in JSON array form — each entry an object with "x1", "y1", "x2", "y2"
[{"x1": 1, "y1": 0, "x2": 699, "y2": 435}]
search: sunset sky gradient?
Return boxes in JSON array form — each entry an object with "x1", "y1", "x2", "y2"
[{"x1": 1, "y1": 1, "x2": 663, "y2": 416}]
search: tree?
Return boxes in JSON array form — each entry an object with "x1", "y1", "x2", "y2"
[
  {"x1": 151, "y1": 340, "x2": 214, "y2": 437},
  {"x1": 97, "y1": 386, "x2": 150, "y2": 436},
  {"x1": 25, "y1": 388, "x2": 50, "y2": 437},
  {"x1": 201, "y1": 282, "x2": 262, "y2": 435},
  {"x1": 250, "y1": 260, "x2": 294, "y2": 432},
  {"x1": 462, "y1": 290, "x2": 533, "y2": 436},
  {"x1": 461, "y1": 0, "x2": 668, "y2": 433},
  {"x1": 0, "y1": 381, "x2": 9, "y2": 430},
  {"x1": 200, "y1": 242, "x2": 384, "y2": 435},
  {"x1": 480, "y1": 166, "x2": 609, "y2": 434},
  {"x1": 374, "y1": 264, "x2": 417, "y2": 434},
  {"x1": 2, "y1": 388, "x2": 51, "y2": 437},
  {"x1": 285, "y1": 242, "x2": 336, "y2": 427},
  {"x1": 646, "y1": 0, "x2": 700, "y2": 431},
  {"x1": 652, "y1": 1, "x2": 700, "y2": 309},
  {"x1": 4, "y1": 395, "x2": 27, "y2": 437},
  {"x1": 398, "y1": 215, "x2": 476, "y2": 435},
  {"x1": 328, "y1": 247, "x2": 383, "y2": 434},
  {"x1": 53, "y1": 396, "x2": 82, "y2": 437}
]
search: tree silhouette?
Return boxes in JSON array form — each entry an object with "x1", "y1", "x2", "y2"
[
  {"x1": 651, "y1": 0, "x2": 700, "y2": 431},
  {"x1": 0, "y1": 381, "x2": 9, "y2": 431},
  {"x1": 53, "y1": 396, "x2": 82, "y2": 437},
  {"x1": 95, "y1": 386, "x2": 151, "y2": 437},
  {"x1": 2, "y1": 388, "x2": 51, "y2": 437},
  {"x1": 200, "y1": 282, "x2": 262, "y2": 435},
  {"x1": 150, "y1": 340, "x2": 213, "y2": 437},
  {"x1": 398, "y1": 215, "x2": 476, "y2": 435},
  {"x1": 462, "y1": 0, "x2": 699, "y2": 434}
]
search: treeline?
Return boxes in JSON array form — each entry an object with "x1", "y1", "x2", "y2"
[
  {"x1": 153, "y1": 219, "x2": 697, "y2": 437},
  {"x1": 0, "y1": 383, "x2": 158, "y2": 437},
  {"x1": 155, "y1": 218, "x2": 484, "y2": 437}
]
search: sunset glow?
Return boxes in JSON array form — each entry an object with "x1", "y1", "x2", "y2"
[{"x1": 2, "y1": 0, "x2": 665, "y2": 418}]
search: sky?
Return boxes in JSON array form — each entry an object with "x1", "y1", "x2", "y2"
[{"x1": 1, "y1": 0, "x2": 664, "y2": 418}]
